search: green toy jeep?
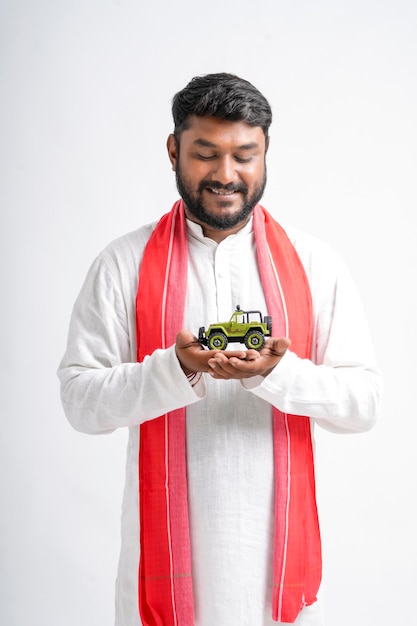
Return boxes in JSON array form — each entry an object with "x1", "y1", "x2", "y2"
[{"x1": 198, "y1": 305, "x2": 272, "y2": 351}]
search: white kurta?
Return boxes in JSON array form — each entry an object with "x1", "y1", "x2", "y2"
[{"x1": 58, "y1": 215, "x2": 382, "y2": 626}]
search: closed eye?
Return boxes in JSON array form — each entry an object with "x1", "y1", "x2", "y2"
[
  {"x1": 234, "y1": 156, "x2": 253, "y2": 163},
  {"x1": 197, "y1": 153, "x2": 217, "y2": 161}
]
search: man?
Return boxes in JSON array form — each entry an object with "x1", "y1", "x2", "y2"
[{"x1": 58, "y1": 73, "x2": 382, "y2": 626}]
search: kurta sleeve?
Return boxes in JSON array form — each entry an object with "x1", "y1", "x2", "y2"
[
  {"x1": 242, "y1": 240, "x2": 383, "y2": 434},
  {"x1": 57, "y1": 252, "x2": 203, "y2": 435}
]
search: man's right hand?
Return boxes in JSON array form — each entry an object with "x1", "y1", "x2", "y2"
[{"x1": 175, "y1": 329, "x2": 248, "y2": 376}]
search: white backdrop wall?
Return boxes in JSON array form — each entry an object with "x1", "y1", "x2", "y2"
[{"x1": 1, "y1": 1, "x2": 416, "y2": 625}]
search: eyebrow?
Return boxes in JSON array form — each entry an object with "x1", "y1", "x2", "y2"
[{"x1": 193, "y1": 138, "x2": 259, "y2": 150}]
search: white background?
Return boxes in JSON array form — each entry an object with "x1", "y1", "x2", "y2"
[{"x1": 1, "y1": 1, "x2": 416, "y2": 624}]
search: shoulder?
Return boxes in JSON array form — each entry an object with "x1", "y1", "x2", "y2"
[
  {"x1": 281, "y1": 223, "x2": 349, "y2": 280},
  {"x1": 282, "y1": 223, "x2": 339, "y2": 259},
  {"x1": 95, "y1": 221, "x2": 158, "y2": 281},
  {"x1": 75, "y1": 221, "x2": 158, "y2": 300},
  {"x1": 101, "y1": 221, "x2": 157, "y2": 264},
  {"x1": 277, "y1": 223, "x2": 360, "y2": 307}
]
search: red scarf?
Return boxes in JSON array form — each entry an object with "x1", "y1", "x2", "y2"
[{"x1": 136, "y1": 200, "x2": 321, "y2": 624}]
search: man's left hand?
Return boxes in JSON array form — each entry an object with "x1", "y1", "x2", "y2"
[{"x1": 207, "y1": 337, "x2": 291, "y2": 380}]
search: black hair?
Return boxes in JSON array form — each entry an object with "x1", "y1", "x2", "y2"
[{"x1": 172, "y1": 73, "x2": 272, "y2": 138}]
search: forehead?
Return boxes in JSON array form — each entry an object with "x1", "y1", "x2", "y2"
[{"x1": 179, "y1": 115, "x2": 266, "y2": 150}]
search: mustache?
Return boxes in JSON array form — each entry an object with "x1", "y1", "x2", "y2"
[{"x1": 198, "y1": 180, "x2": 248, "y2": 194}]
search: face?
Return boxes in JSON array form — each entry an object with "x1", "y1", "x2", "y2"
[{"x1": 167, "y1": 116, "x2": 268, "y2": 240}]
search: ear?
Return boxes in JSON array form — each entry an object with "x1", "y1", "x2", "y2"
[
  {"x1": 167, "y1": 134, "x2": 178, "y2": 171},
  {"x1": 265, "y1": 135, "x2": 270, "y2": 153}
]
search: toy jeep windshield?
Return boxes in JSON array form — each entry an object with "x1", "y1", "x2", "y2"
[{"x1": 198, "y1": 305, "x2": 272, "y2": 351}]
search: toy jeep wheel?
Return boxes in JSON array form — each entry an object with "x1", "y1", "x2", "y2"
[
  {"x1": 198, "y1": 326, "x2": 206, "y2": 345},
  {"x1": 244, "y1": 330, "x2": 265, "y2": 350},
  {"x1": 264, "y1": 315, "x2": 272, "y2": 334},
  {"x1": 208, "y1": 331, "x2": 228, "y2": 350}
]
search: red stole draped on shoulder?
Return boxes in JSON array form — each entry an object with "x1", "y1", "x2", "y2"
[{"x1": 136, "y1": 200, "x2": 321, "y2": 625}]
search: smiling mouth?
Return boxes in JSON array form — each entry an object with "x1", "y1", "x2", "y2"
[{"x1": 206, "y1": 187, "x2": 238, "y2": 196}]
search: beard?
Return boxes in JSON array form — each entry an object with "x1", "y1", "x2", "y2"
[{"x1": 175, "y1": 163, "x2": 267, "y2": 231}]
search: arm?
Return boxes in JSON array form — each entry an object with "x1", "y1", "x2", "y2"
[
  {"x1": 241, "y1": 253, "x2": 382, "y2": 433},
  {"x1": 57, "y1": 254, "x2": 203, "y2": 435},
  {"x1": 188, "y1": 334, "x2": 381, "y2": 433},
  {"x1": 241, "y1": 350, "x2": 381, "y2": 433},
  {"x1": 176, "y1": 243, "x2": 382, "y2": 434}
]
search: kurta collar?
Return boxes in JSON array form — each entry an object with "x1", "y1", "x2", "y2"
[{"x1": 185, "y1": 216, "x2": 254, "y2": 248}]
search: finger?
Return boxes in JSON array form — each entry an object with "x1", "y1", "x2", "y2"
[
  {"x1": 207, "y1": 352, "x2": 229, "y2": 370},
  {"x1": 241, "y1": 349, "x2": 262, "y2": 361},
  {"x1": 208, "y1": 355, "x2": 255, "y2": 379},
  {"x1": 207, "y1": 354, "x2": 237, "y2": 378},
  {"x1": 176, "y1": 328, "x2": 199, "y2": 349},
  {"x1": 227, "y1": 356, "x2": 261, "y2": 373},
  {"x1": 265, "y1": 337, "x2": 291, "y2": 356}
]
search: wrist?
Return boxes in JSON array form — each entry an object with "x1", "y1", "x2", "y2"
[{"x1": 186, "y1": 371, "x2": 203, "y2": 387}]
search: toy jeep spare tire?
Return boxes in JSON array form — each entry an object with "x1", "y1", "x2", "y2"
[{"x1": 198, "y1": 305, "x2": 272, "y2": 351}]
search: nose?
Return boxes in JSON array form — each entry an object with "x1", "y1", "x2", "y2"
[{"x1": 212, "y1": 156, "x2": 237, "y2": 185}]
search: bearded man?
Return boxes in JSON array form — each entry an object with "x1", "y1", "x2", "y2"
[{"x1": 58, "y1": 73, "x2": 382, "y2": 626}]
